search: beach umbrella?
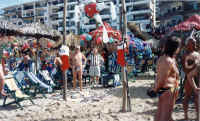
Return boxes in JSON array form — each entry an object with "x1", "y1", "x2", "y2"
[
  {"x1": 89, "y1": 22, "x2": 121, "y2": 42},
  {"x1": 171, "y1": 14, "x2": 200, "y2": 31}
]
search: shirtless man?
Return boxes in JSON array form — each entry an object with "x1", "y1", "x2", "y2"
[
  {"x1": 182, "y1": 38, "x2": 200, "y2": 120},
  {"x1": 71, "y1": 46, "x2": 87, "y2": 91},
  {"x1": 153, "y1": 36, "x2": 181, "y2": 121}
]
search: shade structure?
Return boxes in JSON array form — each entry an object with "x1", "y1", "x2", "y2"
[
  {"x1": 171, "y1": 14, "x2": 200, "y2": 31},
  {"x1": 0, "y1": 19, "x2": 61, "y2": 42},
  {"x1": 89, "y1": 22, "x2": 122, "y2": 42},
  {"x1": 65, "y1": 33, "x2": 81, "y2": 46}
]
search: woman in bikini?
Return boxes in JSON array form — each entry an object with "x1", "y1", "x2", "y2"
[{"x1": 153, "y1": 36, "x2": 181, "y2": 121}]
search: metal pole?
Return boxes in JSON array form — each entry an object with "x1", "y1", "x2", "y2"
[
  {"x1": 121, "y1": 0, "x2": 130, "y2": 112},
  {"x1": 63, "y1": 0, "x2": 67, "y2": 101}
]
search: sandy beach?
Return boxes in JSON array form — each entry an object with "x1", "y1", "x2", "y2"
[{"x1": 0, "y1": 73, "x2": 196, "y2": 121}]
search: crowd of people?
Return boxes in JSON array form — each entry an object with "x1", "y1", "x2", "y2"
[{"x1": 0, "y1": 34, "x2": 199, "y2": 121}]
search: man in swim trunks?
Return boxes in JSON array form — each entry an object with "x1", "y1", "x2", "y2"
[
  {"x1": 71, "y1": 46, "x2": 87, "y2": 91},
  {"x1": 182, "y1": 37, "x2": 200, "y2": 120},
  {"x1": 153, "y1": 36, "x2": 181, "y2": 121}
]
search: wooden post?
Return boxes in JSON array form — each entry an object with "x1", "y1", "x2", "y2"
[
  {"x1": 63, "y1": 0, "x2": 67, "y2": 101},
  {"x1": 121, "y1": 0, "x2": 130, "y2": 112},
  {"x1": 77, "y1": 0, "x2": 80, "y2": 35}
]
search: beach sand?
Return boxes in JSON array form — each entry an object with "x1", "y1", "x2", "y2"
[{"x1": 0, "y1": 73, "x2": 195, "y2": 121}]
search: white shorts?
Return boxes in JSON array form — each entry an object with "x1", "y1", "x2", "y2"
[{"x1": 89, "y1": 66, "x2": 100, "y2": 77}]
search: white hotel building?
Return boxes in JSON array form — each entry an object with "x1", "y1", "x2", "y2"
[{"x1": 2, "y1": 0, "x2": 156, "y2": 34}]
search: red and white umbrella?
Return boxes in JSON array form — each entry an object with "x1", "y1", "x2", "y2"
[
  {"x1": 89, "y1": 22, "x2": 122, "y2": 42},
  {"x1": 171, "y1": 14, "x2": 200, "y2": 31}
]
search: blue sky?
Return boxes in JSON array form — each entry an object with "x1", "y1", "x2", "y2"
[{"x1": 0, "y1": 0, "x2": 36, "y2": 9}]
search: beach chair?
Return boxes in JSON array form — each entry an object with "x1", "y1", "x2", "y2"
[
  {"x1": 14, "y1": 71, "x2": 36, "y2": 97},
  {"x1": 3, "y1": 77, "x2": 34, "y2": 109},
  {"x1": 25, "y1": 72, "x2": 53, "y2": 94},
  {"x1": 39, "y1": 70, "x2": 55, "y2": 87}
]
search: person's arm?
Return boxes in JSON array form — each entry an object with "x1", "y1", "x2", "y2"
[
  {"x1": 187, "y1": 66, "x2": 199, "y2": 92},
  {"x1": 82, "y1": 53, "x2": 87, "y2": 65}
]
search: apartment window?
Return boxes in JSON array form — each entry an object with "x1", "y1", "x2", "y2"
[
  {"x1": 52, "y1": 1, "x2": 59, "y2": 5},
  {"x1": 59, "y1": 7, "x2": 64, "y2": 12},
  {"x1": 90, "y1": 28, "x2": 96, "y2": 32},
  {"x1": 172, "y1": 7, "x2": 176, "y2": 12},
  {"x1": 68, "y1": 0, "x2": 76, "y2": 2},
  {"x1": 89, "y1": 20, "x2": 96, "y2": 24},
  {"x1": 126, "y1": 0, "x2": 131, "y2": 2},
  {"x1": 102, "y1": 18, "x2": 110, "y2": 23},
  {"x1": 58, "y1": 0, "x2": 64, "y2": 4},
  {"x1": 36, "y1": 2, "x2": 47, "y2": 8},
  {"x1": 100, "y1": 9, "x2": 110, "y2": 15},
  {"x1": 24, "y1": 5, "x2": 34, "y2": 10},
  {"x1": 67, "y1": 13, "x2": 74, "y2": 18},
  {"x1": 132, "y1": 5, "x2": 149, "y2": 11},
  {"x1": 68, "y1": 5, "x2": 75, "y2": 11},
  {"x1": 177, "y1": 6, "x2": 182, "y2": 10}
]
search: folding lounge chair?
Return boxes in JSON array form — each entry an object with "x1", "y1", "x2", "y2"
[
  {"x1": 39, "y1": 70, "x2": 55, "y2": 87},
  {"x1": 25, "y1": 72, "x2": 53, "y2": 93},
  {"x1": 14, "y1": 71, "x2": 36, "y2": 96},
  {"x1": 3, "y1": 77, "x2": 34, "y2": 109}
]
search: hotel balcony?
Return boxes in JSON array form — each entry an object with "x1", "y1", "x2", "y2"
[
  {"x1": 127, "y1": 9, "x2": 152, "y2": 15},
  {"x1": 83, "y1": 24, "x2": 96, "y2": 29},
  {"x1": 128, "y1": 19, "x2": 151, "y2": 24},
  {"x1": 126, "y1": 0, "x2": 150, "y2": 6}
]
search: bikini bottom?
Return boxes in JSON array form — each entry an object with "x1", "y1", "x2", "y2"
[{"x1": 158, "y1": 87, "x2": 176, "y2": 97}]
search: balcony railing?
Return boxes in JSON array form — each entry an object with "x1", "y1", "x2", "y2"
[
  {"x1": 128, "y1": 19, "x2": 150, "y2": 24},
  {"x1": 127, "y1": 9, "x2": 152, "y2": 15}
]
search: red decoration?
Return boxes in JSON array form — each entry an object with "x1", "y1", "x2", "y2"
[
  {"x1": 84, "y1": 3, "x2": 99, "y2": 18},
  {"x1": 47, "y1": 42, "x2": 52, "y2": 48},
  {"x1": 96, "y1": 36, "x2": 102, "y2": 44},
  {"x1": 80, "y1": 34, "x2": 86, "y2": 41},
  {"x1": 60, "y1": 55, "x2": 70, "y2": 71},
  {"x1": 117, "y1": 43, "x2": 127, "y2": 67}
]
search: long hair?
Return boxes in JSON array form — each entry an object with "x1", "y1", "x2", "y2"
[{"x1": 163, "y1": 36, "x2": 181, "y2": 57}]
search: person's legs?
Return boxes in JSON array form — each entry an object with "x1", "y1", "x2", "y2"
[
  {"x1": 78, "y1": 68, "x2": 83, "y2": 91},
  {"x1": 183, "y1": 80, "x2": 193, "y2": 120},
  {"x1": 155, "y1": 90, "x2": 174, "y2": 121},
  {"x1": 0, "y1": 79, "x2": 6, "y2": 96},
  {"x1": 73, "y1": 69, "x2": 77, "y2": 90},
  {"x1": 194, "y1": 92, "x2": 199, "y2": 120},
  {"x1": 89, "y1": 66, "x2": 95, "y2": 85},
  {"x1": 95, "y1": 66, "x2": 100, "y2": 85}
]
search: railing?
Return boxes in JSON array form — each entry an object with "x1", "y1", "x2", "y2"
[{"x1": 127, "y1": 9, "x2": 151, "y2": 15}]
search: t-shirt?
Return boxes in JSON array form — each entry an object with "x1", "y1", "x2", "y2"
[{"x1": 88, "y1": 54, "x2": 103, "y2": 66}]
